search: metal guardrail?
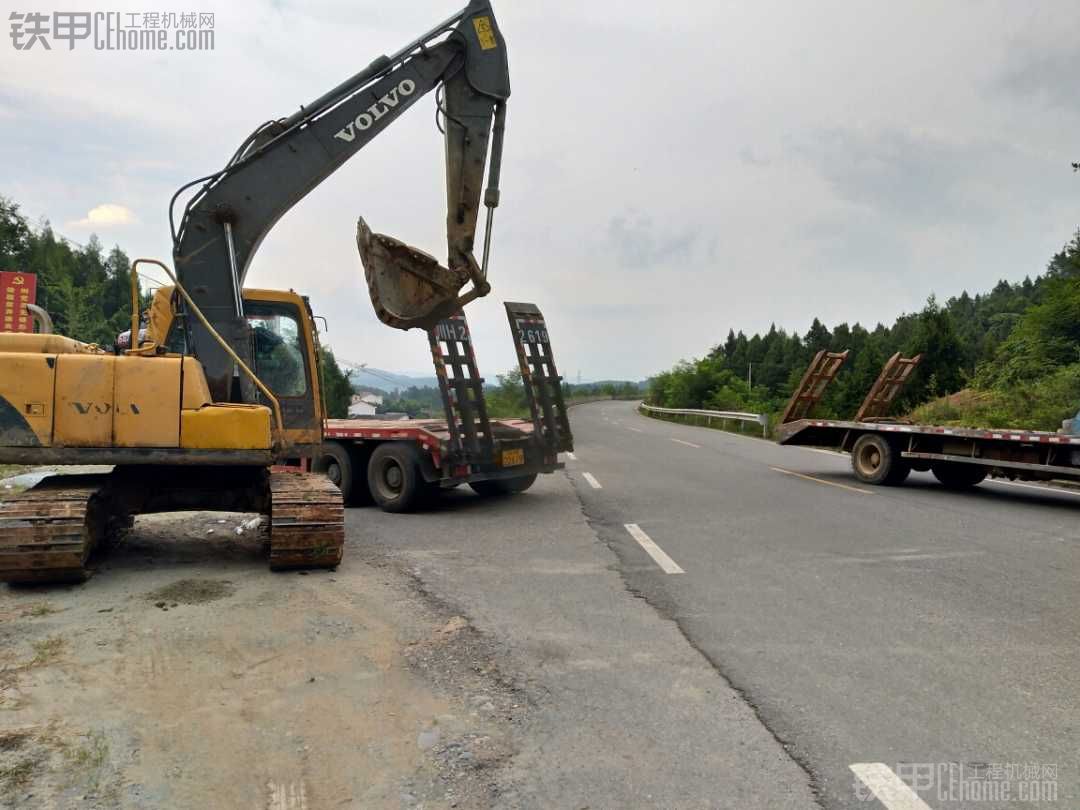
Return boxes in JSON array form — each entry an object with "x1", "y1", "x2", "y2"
[
  {"x1": 640, "y1": 403, "x2": 769, "y2": 437},
  {"x1": 566, "y1": 395, "x2": 640, "y2": 408}
]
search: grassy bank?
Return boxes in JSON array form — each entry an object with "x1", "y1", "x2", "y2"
[{"x1": 909, "y1": 363, "x2": 1080, "y2": 432}]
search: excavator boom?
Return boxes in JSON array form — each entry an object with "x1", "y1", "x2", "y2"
[{"x1": 171, "y1": 1, "x2": 509, "y2": 400}]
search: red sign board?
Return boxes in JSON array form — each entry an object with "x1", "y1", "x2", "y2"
[{"x1": 0, "y1": 271, "x2": 37, "y2": 333}]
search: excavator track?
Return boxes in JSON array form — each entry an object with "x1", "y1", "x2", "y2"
[
  {"x1": 0, "y1": 474, "x2": 114, "y2": 584},
  {"x1": 268, "y1": 471, "x2": 344, "y2": 570}
]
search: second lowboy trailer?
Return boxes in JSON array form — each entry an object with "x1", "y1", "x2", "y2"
[
  {"x1": 776, "y1": 350, "x2": 1080, "y2": 489},
  {"x1": 311, "y1": 301, "x2": 573, "y2": 511}
]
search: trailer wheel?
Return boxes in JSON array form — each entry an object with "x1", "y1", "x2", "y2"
[
  {"x1": 368, "y1": 443, "x2": 425, "y2": 512},
  {"x1": 313, "y1": 442, "x2": 372, "y2": 506},
  {"x1": 850, "y1": 434, "x2": 910, "y2": 486},
  {"x1": 931, "y1": 462, "x2": 987, "y2": 490},
  {"x1": 469, "y1": 474, "x2": 538, "y2": 497}
]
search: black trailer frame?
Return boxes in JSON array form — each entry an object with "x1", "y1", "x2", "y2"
[{"x1": 777, "y1": 350, "x2": 1080, "y2": 488}]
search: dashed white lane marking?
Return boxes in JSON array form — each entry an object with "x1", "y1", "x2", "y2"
[
  {"x1": 849, "y1": 763, "x2": 933, "y2": 810},
  {"x1": 771, "y1": 466, "x2": 873, "y2": 495},
  {"x1": 670, "y1": 438, "x2": 701, "y2": 448},
  {"x1": 583, "y1": 472, "x2": 602, "y2": 489},
  {"x1": 566, "y1": 452, "x2": 577, "y2": 461},
  {"x1": 624, "y1": 524, "x2": 684, "y2": 574},
  {"x1": 628, "y1": 427, "x2": 643, "y2": 433},
  {"x1": 267, "y1": 780, "x2": 309, "y2": 810},
  {"x1": 986, "y1": 479, "x2": 1080, "y2": 498}
]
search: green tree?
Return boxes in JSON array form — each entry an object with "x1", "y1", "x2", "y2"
[
  {"x1": 0, "y1": 196, "x2": 31, "y2": 267},
  {"x1": 319, "y1": 347, "x2": 353, "y2": 418},
  {"x1": 903, "y1": 295, "x2": 965, "y2": 403},
  {"x1": 486, "y1": 367, "x2": 528, "y2": 417}
]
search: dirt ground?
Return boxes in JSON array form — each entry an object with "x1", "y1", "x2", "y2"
[{"x1": 0, "y1": 511, "x2": 526, "y2": 810}]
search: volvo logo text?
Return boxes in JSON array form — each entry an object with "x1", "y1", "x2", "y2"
[{"x1": 333, "y1": 79, "x2": 416, "y2": 142}]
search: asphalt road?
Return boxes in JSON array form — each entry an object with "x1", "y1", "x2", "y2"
[
  {"x1": 565, "y1": 400, "x2": 1079, "y2": 809},
  {"x1": 352, "y1": 451, "x2": 816, "y2": 809},
  {"x1": 7, "y1": 402, "x2": 1074, "y2": 808},
  {"x1": 351, "y1": 400, "x2": 1078, "y2": 809}
]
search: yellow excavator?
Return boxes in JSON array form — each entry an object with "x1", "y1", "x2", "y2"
[{"x1": 0, "y1": 1, "x2": 510, "y2": 583}]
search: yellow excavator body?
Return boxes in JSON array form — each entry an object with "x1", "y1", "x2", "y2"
[
  {"x1": 0, "y1": 341, "x2": 271, "y2": 453},
  {"x1": 0, "y1": 284, "x2": 342, "y2": 585}
]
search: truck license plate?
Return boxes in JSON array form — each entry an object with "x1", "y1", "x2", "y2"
[{"x1": 501, "y1": 448, "x2": 525, "y2": 467}]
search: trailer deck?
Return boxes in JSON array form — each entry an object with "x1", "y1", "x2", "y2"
[
  {"x1": 324, "y1": 417, "x2": 545, "y2": 472},
  {"x1": 776, "y1": 350, "x2": 1080, "y2": 487}
]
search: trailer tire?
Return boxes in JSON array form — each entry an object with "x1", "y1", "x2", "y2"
[
  {"x1": 850, "y1": 434, "x2": 910, "y2": 486},
  {"x1": 931, "y1": 462, "x2": 987, "y2": 490},
  {"x1": 313, "y1": 441, "x2": 373, "y2": 506},
  {"x1": 469, "y1": 474, "x2": 538, "y2": 497},
  {"x1": 368, "y1": 443, "x2": 425, "y2": 513}
]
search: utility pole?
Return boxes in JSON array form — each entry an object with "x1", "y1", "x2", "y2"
[{"x1": 747, "y1": 362, "x2": 753, "y2": 391}]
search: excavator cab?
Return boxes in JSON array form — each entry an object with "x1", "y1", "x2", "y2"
[{"x1": 150, "y1": 285, "x2": 326, "y2": 457}]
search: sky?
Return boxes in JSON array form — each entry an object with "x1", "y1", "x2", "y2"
[{"x1": 2, "y1": 1, "x2": 1078, "y2": 381}]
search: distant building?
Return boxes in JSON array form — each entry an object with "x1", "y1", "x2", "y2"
[
  {"x1": 348, "y1": 393, "x2": 376, "y2": 417},
  {"x1": 347, "y1": 392, "x2": 387, "y2": 418},
  {"x1": 347, "y1": 401, "x2": 376, "y2": 417}
]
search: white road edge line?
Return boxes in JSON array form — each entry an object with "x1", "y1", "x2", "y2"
[
  {"x1": 799, "y1": 446, "x2": 846, "y2": 457},
  {"x1": 849, "y1": 763, "x2": 933, "y2": 810},
  {"x1": 583, "y1": 472, "x2": 603, "y2": 489},
  {"x1": 566, "y1": 452, "x2": 577, "y2": 461},
  {"x1": 986, "y1": 478, "x2": 1080, "y2": 498},
  {"x1": 771, "y1": 466, "x2": 873, "y2": 495},
  {"x1": 624, "y1": 524, "x2": 684, "y2": 574},
  {"x1": 670, "y1": 438, "x2": 701, "y2": 448}
]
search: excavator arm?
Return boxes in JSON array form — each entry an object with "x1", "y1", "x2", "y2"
[{"x1": 171, "y1": 0, "x2": 509, "y2": 401}]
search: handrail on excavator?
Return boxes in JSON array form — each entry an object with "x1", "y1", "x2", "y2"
[{"x1": 130, "y1": 258, "x2": 286, "y2": 445}]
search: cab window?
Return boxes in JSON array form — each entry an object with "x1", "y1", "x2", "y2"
[
  {"x1": 247, "y1": 302, "x2": 309, "y2": 397},
  {"x1": 164, "y1": 319, "x2": 188, "y2": 354}
]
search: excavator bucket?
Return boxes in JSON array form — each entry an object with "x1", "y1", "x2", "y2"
[{"x1": 359, "y1": 218, "x2": 477, "y2": 331}]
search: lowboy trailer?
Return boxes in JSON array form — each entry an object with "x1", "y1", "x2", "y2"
[
  {"x1": 308, "y1": 302, "x2": 573, "y2": 511},
  {"x1": 776, "y1": 350, "x2": 1080, "y2": 489}
]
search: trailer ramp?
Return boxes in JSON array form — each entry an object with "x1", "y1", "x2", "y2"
[
  {"x1": 853, "y1": 352, "x2": 922, "y2": 422},
  {"x1": 428, "y1": 311, "x2": 494, "y2": 462},
  {"x1": 779, "y1": 350, "x2": 849, "y2": 425},
  {"x1": 505, "y1": 302, "x2": 573, "y2": 454}
]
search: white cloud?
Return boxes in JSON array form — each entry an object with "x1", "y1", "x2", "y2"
[
  {"x1": 4, "y1": 1, "x2": 1080, "y2": 379},
  {"x1": 70, "y1": 204, "x2": 137, "y2": 229}
]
